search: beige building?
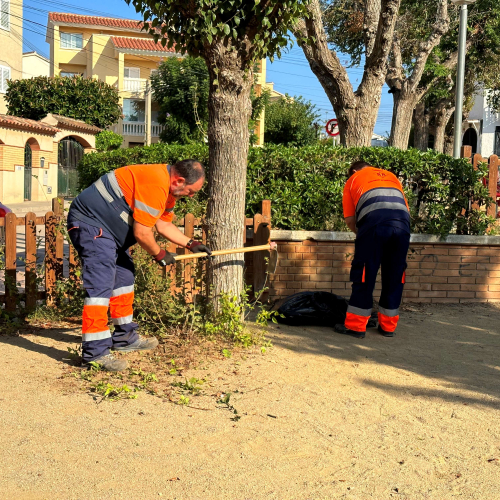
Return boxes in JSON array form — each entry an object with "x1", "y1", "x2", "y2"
[
  {"x1": 22, "y1": 51, "x2": 50, "y2": 78},
  {"x1": 0, "y1": 0, "x2": 23, "y2": 114},
  {"x1": 46, "y1": 12, "x2": 269, "y2": 147},
  {"x1": 0, "y1": 114, "x2": 99, "y2": 203}
]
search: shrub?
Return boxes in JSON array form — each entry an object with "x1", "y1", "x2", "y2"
[
  {"x1": 96, "y1": 130, "x2": 124, "y2": 152},
  {"x1": 5, "y1": 76, "x2": 121, "y2": 128},
  {"x1": 264, "y1": 95, "x2": 321, "y2": 146},
  {"x1": 78, "y1": 143, "x2": 495, "y2": 236}
]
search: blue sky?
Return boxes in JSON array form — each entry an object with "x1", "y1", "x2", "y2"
[{"x1": 19, "y1": 0, "x2": 393, "y2": 136}]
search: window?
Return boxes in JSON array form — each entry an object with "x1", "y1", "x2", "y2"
[
  {"x1": 0, "y1": 0, "x2": 9, "y2": 31},
  {"x1": 124, "y1": 67, "x2": 140, "y2": 79},
  {"x1": 60, "y1": 72, "x2": 81, "y2": 78},
  {"x1": 495, "y1": 127, "x2": 500, "y2": 156},
  {"x1": 123, "y1": 99, "x2": 145, "y2": 122},
  {"x1": 0, "y1": 64, "x2": 10, "y2": 93},
  {"x1": 60, "y1": 32, "x2": 83, "y2": 49}
]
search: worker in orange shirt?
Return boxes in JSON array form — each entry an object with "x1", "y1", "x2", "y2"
[
  {"x1": 335, "y1": 161, "x2": 411, "y2": 339},
  {"x1": 67, "y1": 160, "x2": 211, "y2": 371}
]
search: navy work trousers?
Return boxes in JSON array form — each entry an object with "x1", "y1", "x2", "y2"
[
  {"x1": 345, "y1": 224, "x2": 410, "y2": 333},
  {"x1": 68, "y1": 220, "x2": 139, "y2": 362}
]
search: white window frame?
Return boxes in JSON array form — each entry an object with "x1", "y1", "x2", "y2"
[
  {"x1": 124, "y1": 67, "x2": 141, "y2": 79},
  {"x1": 0, "y1": 64, "x2": 11, "y2": 94},
  {"x1": 0, "y1": 0, "x2": 10, "y2": 31},
  {"x1": 60, "y1": 32, "x2": 83, "y2": 50}
]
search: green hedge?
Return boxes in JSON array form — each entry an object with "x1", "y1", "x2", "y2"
[{"x1": 78, "y1": 143, "x2": 495, "y2": 235}]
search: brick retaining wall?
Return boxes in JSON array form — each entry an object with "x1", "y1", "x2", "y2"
[{"x1": 263, "y1": 231, "x2": 500, "y2": 304}]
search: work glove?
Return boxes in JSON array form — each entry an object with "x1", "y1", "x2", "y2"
[
  {"x1": 186, "y1": 239, "x2": 212, "y2": 255},
  {"x1": 154, "y1": 249, "x2": 176, "y2": 267}
]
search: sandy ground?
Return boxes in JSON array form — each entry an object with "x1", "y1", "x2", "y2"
[{"x1": 0, "y1": 303, "x2": 499, "y2": 500}]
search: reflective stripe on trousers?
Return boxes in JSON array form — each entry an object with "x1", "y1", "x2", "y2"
[
  {"x1": 110, "y1": 285, "x2": 134, "y2": 326},
  {"x1": 345, "y1": 305, "x2": 371, "y2": 332}
]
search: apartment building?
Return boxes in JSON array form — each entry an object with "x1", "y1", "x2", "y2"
[
  {"x1": 0, "y1": 0, "x2": 23, "y2": 114},
  {"x1": 46, "y1": 12, "x2": 268, "y2": 147}
]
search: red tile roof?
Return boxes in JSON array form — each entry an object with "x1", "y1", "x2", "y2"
[
  {"x1": 111, "y1": 36, "x2": 176, "y2": 53},
  {"x1": 48, "y1": 12, "x2": 143, "y2": 30},
  {"x1": 0, "y1": 115, "x2": 59, "y2": 135},
  {"x1": 50, "y1": 115, "x2": 101, "y2": 133}
]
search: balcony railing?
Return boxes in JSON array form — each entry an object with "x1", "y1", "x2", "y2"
[
  {"x1": 123, "y1": 78, "x2": 147, "y2": 92},
  {"x1": 122, "y1": 122, "x2": 164, "y2": 137}
]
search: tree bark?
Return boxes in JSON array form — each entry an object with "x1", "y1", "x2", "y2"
[
  {"x1": 413, "y1": 101, "x2": 429, "y2": 151},
  {"x1": 293, "y1": 0, "x2": 401, "y2": 147},
  {"x1": 389, "y1": 91, "x2": 419, "y2": 150},
  {"x1": 204, "y1": 46, "x2": 253, "y2": 304},
  {"x1": 432, "y1": 100, "x2": 454, "y2": 153}
]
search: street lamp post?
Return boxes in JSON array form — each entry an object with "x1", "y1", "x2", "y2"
[{"x1": 452, "y1": 0, "x2": 476, "y2": 159}]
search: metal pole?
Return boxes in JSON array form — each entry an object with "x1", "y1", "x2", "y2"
[
  {"x1": 145, "y1": 80, "x2": 152, "y2": 146},
  {"x1": 453, "y1": 4, "x2": 469, "y2": 158}
]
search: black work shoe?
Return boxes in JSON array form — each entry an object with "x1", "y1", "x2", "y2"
[
  {"x1": 82, "y1": 354, "x2": 128, "y2": 372},
  {"x1": 334, "y1": 324, "x2": 365, "y2": 339},
  {"x1": 113, "y1": 336, "x2": 159, "y2": 353},
  {"x1": 378, "y1": 325, "x2": 394, "y2": 337}
]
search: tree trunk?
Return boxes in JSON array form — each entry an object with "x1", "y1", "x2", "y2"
[
  {"x1": 413, "y1": 101, "x2": 429, "y2": 150},
  {"x1": 433, "y1": 103, "x2": 454, "y2": 153},
  {"x1": 388, "y1": 90, "x2": 419, "y2": 149},
  {"x1": 205, "y1": 49, "x2": 253, "y2": 304}
]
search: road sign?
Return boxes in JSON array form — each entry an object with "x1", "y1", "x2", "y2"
[{"x1": 326, "y1": 118, "x2": 340, "y2": 137}]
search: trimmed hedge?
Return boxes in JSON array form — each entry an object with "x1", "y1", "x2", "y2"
[{"x1": 78, "y1": 143, "x2": 494, "y2": 235}]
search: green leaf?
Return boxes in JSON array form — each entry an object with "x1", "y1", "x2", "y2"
[{"x1": 223, "y1": 24, "x2": 230, "y2": 36}]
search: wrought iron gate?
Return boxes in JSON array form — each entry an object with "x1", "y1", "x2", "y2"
[
  {"x1": 58, "y1": 137, "x2": 84, "y2": 198},
  {"x1": 24, "y1": 142, "x2": 32, "y2": 201}
]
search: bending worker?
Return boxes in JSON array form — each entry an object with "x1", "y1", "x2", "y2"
[
  {"x1": 67, "y1": 160, "x2": 211, "y2": 371},
  {"x1": 335, "y1": 160, "x2": 410, "y2": 339}
]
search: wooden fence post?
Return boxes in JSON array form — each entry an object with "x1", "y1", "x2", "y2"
[
  {"x1": 25, "y1": 212, "x2": 37, "y2": 311},
  {"x1": 45, "y1": 211, "x2": 56, "y2": 306},
  {"x1": 52, "y1": 198, "x2": 64, "y2": 282},
  {"x1": 487, "y1": 155, "x2": 499, "y2": 219},
  {"x1": 253, "y1": 200, "x2": 271, "y2": 295},
  {"x1": 461, "y1": 146, "x2": 472, "y2": 159},
  {"x1": 5, "y1": 213, "x2": 17, "y2": 312}
]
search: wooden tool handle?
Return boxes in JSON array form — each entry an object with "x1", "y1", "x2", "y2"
[{"x1": 173, "y1": 243, "x2": 272, "y2": 262}]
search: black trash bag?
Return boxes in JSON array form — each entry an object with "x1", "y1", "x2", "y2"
[
  {"x1": 276, "y1": 291, "x2": 378, "y2": 328},
  {"x1": 277, "y1": 291, "x2": 348, "y2": 327}
]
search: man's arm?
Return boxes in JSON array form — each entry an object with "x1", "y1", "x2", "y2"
[
  {"x1": 345, "y1": 216, "x2": 357, "y2": 234},
  {"x1": 134, "y1": 221, "x2": 162, "y2": 256},
  {"x1": 155, "y1": 219, "x2": 191, "y2": 247}
]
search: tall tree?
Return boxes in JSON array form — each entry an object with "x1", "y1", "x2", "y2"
[
  {"x1": 293, "y1": 0, "x2": 401, "y2": 147},
  {"x1": 126, "y1": 0, "x2": 309, "y2": 303},
  {"x1": 151, "y1": 56, "x2": 210, "y2": 144}
]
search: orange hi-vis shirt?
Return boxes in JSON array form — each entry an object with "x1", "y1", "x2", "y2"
[
  {"x1": 114, "y1": 164, "x2": 177, "y2": 227},
  {"x1": 343, "y1": 167, "x2": 410, "y2": 235}
]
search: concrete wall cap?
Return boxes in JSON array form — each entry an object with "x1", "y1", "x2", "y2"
[{"x1": 270, "y1": 230, "x2": 500, "y2": 246}]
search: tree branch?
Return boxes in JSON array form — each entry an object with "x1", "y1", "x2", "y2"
[
  {"x1": 407, "y1": 0, "x2": 449, "y2": 91},
  {"x1": 292, "y1": 0, "x2": 355, "y2": 108},
  {"x1": 386, "y1": 36, "x2": 404, "y2": 91},
  {"x1": 363, "y1": 0, "x2": 381, "y2": 58},
  {"x1": 360, "y1": 0, "x2": 402, "y2": 94}
]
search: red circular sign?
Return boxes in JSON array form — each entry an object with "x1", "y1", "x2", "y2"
[{"x1": 326, "y1": 118, "x2": 340, "y2": 137}]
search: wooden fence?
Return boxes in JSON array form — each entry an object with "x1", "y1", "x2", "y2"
[
  {"x1": 461, "y1": 146, "x2": 499, "y2": 218},
  {"x1": 0, "y1": 198, "x2": 271, "y2": 311}
]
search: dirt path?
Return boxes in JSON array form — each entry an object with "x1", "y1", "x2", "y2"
[{"x1": 1, "y1": 303, "x2": 499, "y2": 499}]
